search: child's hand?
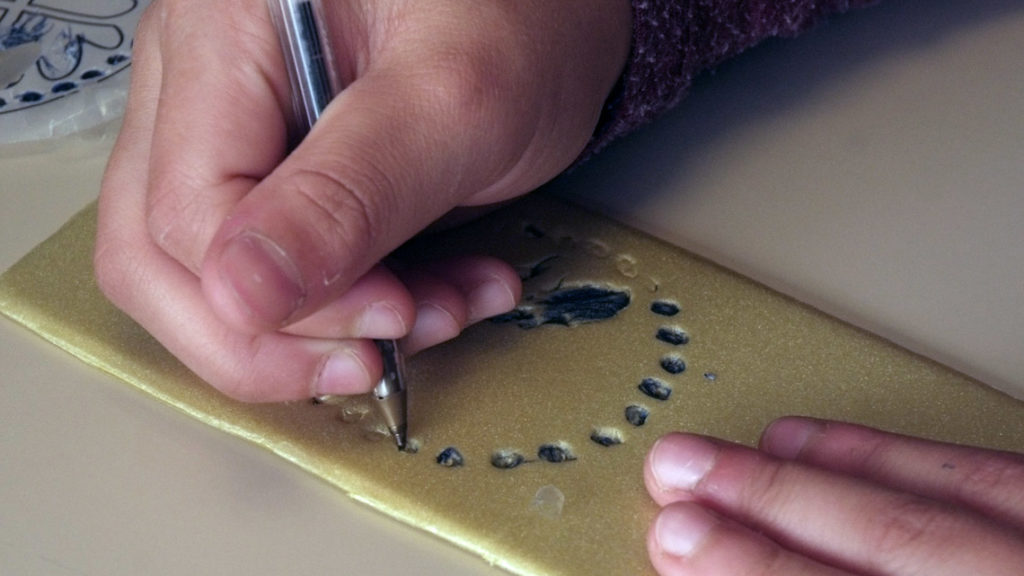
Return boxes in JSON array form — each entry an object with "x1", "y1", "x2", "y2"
[
  {"x1": 645, "y1": 417, "x2": 1024, "y2": 575},
  {"x1": 94, "y1": 0, "x2": 631, "y2": 401}
]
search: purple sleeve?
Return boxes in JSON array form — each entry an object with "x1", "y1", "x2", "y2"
[{"x1": 582, "y1": 0, "x2": 880, "y2": 159}]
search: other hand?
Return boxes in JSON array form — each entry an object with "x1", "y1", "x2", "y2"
[{"x1": 645, "y1": 417, "x2": 1024, "y2": 575}]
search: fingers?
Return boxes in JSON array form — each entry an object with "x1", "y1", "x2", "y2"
[
  {"x1": 397, "y1": 256, "x2": 522, "y2": 355},
  {"x1": 279, "y1": 255, "x2": 520, "y2": 350},
  {"x1": 645, "y1": 432, "x2": 1024, "y2": 576},
  {"x1": 761, "y1": 417, "x2": 1024, "y2": 530}
]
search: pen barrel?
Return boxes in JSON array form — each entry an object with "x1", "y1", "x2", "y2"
[
  {"x1": 373, "y1": 339, "x2": 406, "y2": 399},
  {"x1": 266, "y1": 0, "x2": 339, "y2": 135}
]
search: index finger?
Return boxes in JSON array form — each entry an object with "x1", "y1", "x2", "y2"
[
  {"x1": 143, "y1": 0, "x2": 292, "y2": 272},
  {"x1": 645, "y1": 433, "x2": 1024, "y2": 575},
  {"x1": 761, "y1": 417, "x2": 1024, "y2": 530}
]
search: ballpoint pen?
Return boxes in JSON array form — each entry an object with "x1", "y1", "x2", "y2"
[{"x1": 267, "y1": 0, "x2": 408, "y2": 450}]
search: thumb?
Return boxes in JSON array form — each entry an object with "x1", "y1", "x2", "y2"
[
  {"x1": 200, "y1": 58, "x2": 540, "y2": 332},
  {"x1": 200, "y1": 1, "x2": 629, "y2": 333}
]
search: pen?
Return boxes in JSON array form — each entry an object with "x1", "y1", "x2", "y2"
[{"x1": 267, "y1": 0, "x2": 408, "y2": 450}]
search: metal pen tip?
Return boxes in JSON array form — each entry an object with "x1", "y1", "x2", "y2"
[
  {"x1": 390, "y1": 425, "x2": 408, "y2": 451},
  {"x1": 373, "y1": 339, "x2": 408, "y2": 452}
]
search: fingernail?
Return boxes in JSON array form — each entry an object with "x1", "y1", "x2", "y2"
[
  {"x1": 466, "y1": 275, "x2": 517, "y2": 323},
  {"x1": 401, "y1": 303, "x2": 461, "y2": 354},
  {"x1": 316, "y1": 349, "x2": 371, "y2": 396},
  {"x1": 220, "y1": 231, "x2": 304, "y2": 326},
  {"x1": 762, "y1": 417, "x2": 824, "y2": 460},
  {"x1": 650, "y1": 434, "x2": 719, "y2": 493},
  {"x1": 357, "y1": 302, "x2": 408, "y2": 338},
  {"x1": 655, "y1": 505, "x2": 717, "y2": 558}
]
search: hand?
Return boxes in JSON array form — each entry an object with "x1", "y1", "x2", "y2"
[
  {"x1": 644, "y1": 417, "x2": 1024, "y2": 575},
  {"x1": 94, "y1": 0, "x2": 631, "y2": 401}
]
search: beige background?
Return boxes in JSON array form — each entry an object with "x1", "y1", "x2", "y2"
[{"x1": 2, "y1": 2, "x2": 1022, "y2": 574}]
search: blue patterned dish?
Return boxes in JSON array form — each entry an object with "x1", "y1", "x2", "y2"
[{"x1": 0, "y1": 0, "x2": 151, "y2": 143}]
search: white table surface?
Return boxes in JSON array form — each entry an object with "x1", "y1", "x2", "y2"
[{"x1": 3, "y1": 2, "x2": 1022, "y2": 575}]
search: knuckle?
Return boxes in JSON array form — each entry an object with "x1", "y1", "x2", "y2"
[
  {"x1": 407, "y1": 47, "x2": 538, "y2": 183},
  {"x1": 281, "y1": 163, "x2": 395, "y2": 268},
  {"x1": 215, "y1": 377, "x2": 264, "y2": 404},
  {"x1": 954, "y1": 454, "x2": 1024, "y2": 509},
  {"x1": 145, "y1": 183, "x2": 185, "y2": 249},
  {"x1": 93, "y1": 234, "x2": 140, "y2": 309},
  {"x1": 831, "y1": 432, "x2": 907, "y2": 481},
  {"x1": 413, "y1": 39, "x2": 529, "y2": 130},
  {"x1": 145, "y1": 178, "x2": 220, "y2": 271},
  {"x1": 735, "y1": 460, "x2": 803, "y2": 524},
  {"x1": 868, "y1": 496, "x2": 950, "y2": 561},
  {"x1": 420, "y1": 52, "x2": 504, "y2": 116},
  {"x1": 212, "y1": 337, "x2": 271, "y2": 403},
  {"x1": 215, "y1": 373, "x2": 263, "y2": 403},
  {"x1": 753, "y1": 540, "x2": 789, "y2": 576},
  {"x1": 92, "y1": 242, "x2": 124, "y2": 304}
]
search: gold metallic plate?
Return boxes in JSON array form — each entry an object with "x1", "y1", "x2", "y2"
[{"x1": 3, "y1": 194, "x2": 1022, "y2": 576}]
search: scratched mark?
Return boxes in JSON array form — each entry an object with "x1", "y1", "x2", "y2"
[
  {"x1": 491, "y1": 285, "x2": 631, "y2": 329},
  {"x1": 537, "y1": 442, "x2": 577, "y2": 463},
  {"x1": 436, "y1": 447, "x2": 465, "y2": 467}
]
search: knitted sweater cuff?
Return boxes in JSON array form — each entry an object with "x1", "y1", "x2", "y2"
[{"x1": 581, "y1": 0, "x2": 879, "y2": 161}]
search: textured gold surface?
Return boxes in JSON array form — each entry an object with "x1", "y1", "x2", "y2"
[{"x1": 2, "y1": 195, "x2": 1023, "y2": 576}]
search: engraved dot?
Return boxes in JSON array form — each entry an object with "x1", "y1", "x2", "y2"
[
  {"x1": 651, "y1": 300, "x2": 680, "y2": 317},
  {"x1": 531, "y1": 485, "x2": 565, "y2": 519},
  {"x1": 660, "y1": 355, "x2": 687, "y2": 375},
  {"x1": 590, "y1": 427, "x2": 624, "y2": 447},
  {"x1": 522, "y1": 223, "x2": 545, "y2": 238},
  {"x1": 638, "y1": 377, "x2": 672, "y2": 401},
  {"x1": 704, "y1": 371, "x2": 718, "y2": 382},
  {"x1": 341, "y1": 405, "x2": 369, "y2": 423},
  {"x1": 537, "y1": 442, "x2": 576, "y2": 463},
  {"x1": 552, "y1": 227, "x2": 576, "y2": 247},
  {"x1": 436, "y1": 447, "x2": 464, "y2": 467},
  {"x1": 311, "y1": 394, "x2": 346, "y2": 406},
  {"x1": 656, "y1": 327, "x2": 689, "y2": 346},
  {"x1": 491, "y1": 449, "x2": 527, "y2": 469},
  {"x1": 625, "y1": 405, "x2": 650, "y2": 427},
  {"x1": 616, "y1": 255, "x2": 638, "y2": 278},
  {"x1": 80, "y1": 69, "x2": 104, "y2": 80},
  {"x1": 107, "y1": 53, "x2": 130, "y2": 66},
  {"x1": 584, "y1": 239, "x2": 611, "y2": 258}
]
